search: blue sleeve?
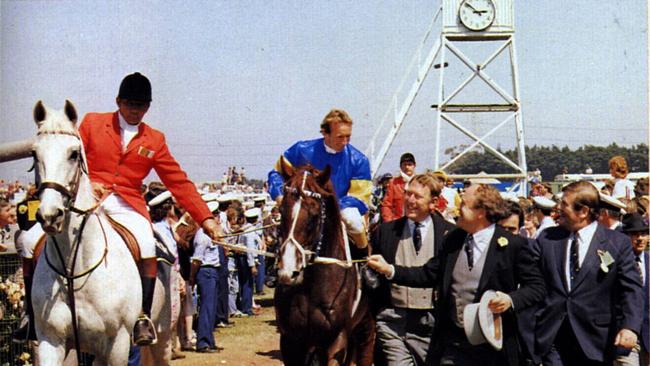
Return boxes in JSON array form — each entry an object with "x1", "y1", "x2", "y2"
[
  {"x1": 268, "y1": 169, "x2": 284, "y2": 200},
  {"x1": 338, "y1": 149, "x2": 372, "y2": 215},
  {"x1": 268, "y1": 141, "x2": 305, "y2": 200}
]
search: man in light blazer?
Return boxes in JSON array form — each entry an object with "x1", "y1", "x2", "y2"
[
  {"x1": 370, "y1": 173, "x2": 455, "y2": 365},
  {"x1": 535, "y1": 181, "x2": 643, "y2": 365}
]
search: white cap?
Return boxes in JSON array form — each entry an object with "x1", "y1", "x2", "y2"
[
  {"x1": 148, "y1": 190, "x2": 172, "y2": 207},
  {"x1": 499, "y1": 192, "x2": 520, "y2": 203},
  {"x1": 463, "y1": 290, "x2": 503, "y2": 351},
  {"x1": 599, "y1": 192, "x2": 627, "y2": 211},
  {"x1": 252, "y1": 194, "x2": 266, "y2": 203},
  {"x1": 202, "y1": 192, "x2": 220, "y2": 202},
  {"x1": 207, "y1": 201, "x2": 220, "y2": 213},
  {"x1": 217, "y1": 192, "x2": 242, "y2": 203},
  {"x1": 532, "y1": 196, "x2": 556, "y2": 210},
  {"x1": 244, "y1": 207, "x2": 261, "y2": 218}
]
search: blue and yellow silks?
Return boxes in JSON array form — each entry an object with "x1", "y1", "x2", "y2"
[{"x1": 267, "y1": 138, "x2": 372, "y2": 215}]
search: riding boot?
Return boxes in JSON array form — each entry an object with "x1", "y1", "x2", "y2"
[
  {"x1": 12, "y1": 258, "x2": 37, "y2": 343},
  {"x1": 348, "y1": 230, "x2": 368, "y2": 249},
  {"x1": 133, "y1": 258, "x2": 157, "y2": 346}
]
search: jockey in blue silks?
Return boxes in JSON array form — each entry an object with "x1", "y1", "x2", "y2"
[{"x1": 267, "y1": 109, "x2": 372, "y2": 249}]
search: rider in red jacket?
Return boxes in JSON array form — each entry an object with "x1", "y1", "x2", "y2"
[
  {"x1": 14, "y1": 73, "x2": 222, "y2": 345},
  {"x1": 82, "y1": 72, "x2": 222, "y2": 345}
]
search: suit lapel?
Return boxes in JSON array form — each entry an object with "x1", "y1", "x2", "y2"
[
  {"x1": 107, "y1": 112, "x2": 122, "y2": 150},
  {"x1": 442, "y1": 230, "x2": 465, "y2": 299},
  {"x1": 571, "y1": 225, "x2": 605, "y2": 291},
  {"x1": 432, "y1": 213, "x2": 451, "y2": 257},
  {"x1": 476, "y1": 227, "x2": 501, "y2": 298},
  {"x1": 557, "y1": 236, "x2": 570, "y2": 293},
  {"x1": 387, "y1": 217, "x2": 407, "y2": 263}
]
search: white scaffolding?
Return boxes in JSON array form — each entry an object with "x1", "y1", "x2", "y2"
[{"x1": 366, "y1": 0, "x2": 527, "y2": 194}]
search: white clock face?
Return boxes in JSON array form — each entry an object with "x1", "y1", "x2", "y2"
[{"x1": 459, "y1": 0, "x2": 496, "y2": 31}]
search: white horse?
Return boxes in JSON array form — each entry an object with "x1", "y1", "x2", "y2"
[{"x1": 31, "y1": 100, "x2": 171, "y2": 365}]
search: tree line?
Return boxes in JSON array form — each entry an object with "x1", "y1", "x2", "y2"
[{"x1": 445, "y1": 143, "x2": 648, "y2": 181}]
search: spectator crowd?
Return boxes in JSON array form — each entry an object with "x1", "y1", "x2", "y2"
[{"x1": 1, "y1": 152, "x2": 648, "y2": 366}]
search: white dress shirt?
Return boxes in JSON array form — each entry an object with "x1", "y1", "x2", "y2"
[
  {"x1": 118, "y1": 112, "x2": 140, "y2": 151},
  {"x1": 469, "y1": 224, "x2": 496, "y2": 263},
  {"x1": 407, "y1": 215, "x2": 433, "y2": 246}
]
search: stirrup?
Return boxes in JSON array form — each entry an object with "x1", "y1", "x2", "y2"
[{"x1": 132, "y1": 315, "x2": 158, "y2": 346}]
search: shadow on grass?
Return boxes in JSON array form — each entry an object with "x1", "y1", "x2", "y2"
[
  {"x1": 257, "y1": 297, "x2": 275, "y2": 307},
  {"x1": 256, "y1": 349, "x2": 283, "y2": 360},
  {"x1": 264, "y1": 319, "x2": 278, "y2": 327}
]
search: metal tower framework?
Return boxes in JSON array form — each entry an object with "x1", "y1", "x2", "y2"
[
  {"x1": 434, "y1": 32, "x2": 527, "y2": 190},
  {"x1": 366, "y1": 0, "x2": 527, "y2": 193}
]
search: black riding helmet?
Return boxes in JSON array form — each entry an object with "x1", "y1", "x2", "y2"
[{"x1": 118, "y1": 72, "x2": 152, "y2": 102}]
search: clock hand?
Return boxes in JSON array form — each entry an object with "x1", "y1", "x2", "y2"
[{"x1": 464, "y1": 2, "x2": 479, "y2": 12}]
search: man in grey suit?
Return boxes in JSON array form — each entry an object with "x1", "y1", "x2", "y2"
[
  {"x1": 370, "y1": 174, "x2": 455, "y2": 365},
  {"x1": 535, "y1": 181, "x2": 643, "y2": 365}
]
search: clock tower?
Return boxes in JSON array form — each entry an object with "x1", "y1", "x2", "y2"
[
  {"x1": 433, "y1": 0, "x2": 527, "y2": 193},
  {"x1": 366, "y1": 0, "x2": 527, "y2": 194}
]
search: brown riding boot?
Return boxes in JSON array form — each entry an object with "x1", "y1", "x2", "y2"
[
  {"x1": 133, "y1": 258, "x2": 157, "y2": 346},
  {"x1": 12, "y1": 258, "x2": 37, "y2": 343},
  {"x1": 348, "y1": 230, "x2": 369, "y2": 249}
]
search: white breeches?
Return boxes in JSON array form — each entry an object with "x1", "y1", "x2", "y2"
[
  {"x1": 16, "y1": 224, "x2": 44, "y2": 259},
  {"x1": 102, "y1": 193, "x2": 156, "y2": 258},
  {"x1": 341, "y1": 207, "x2": 365, "y2": 234}
]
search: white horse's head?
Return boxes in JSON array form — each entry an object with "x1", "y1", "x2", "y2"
[{"x1": 32, "y1": 100, "x2": 82, "y2": 234}]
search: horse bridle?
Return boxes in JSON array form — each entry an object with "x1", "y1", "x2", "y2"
[
  {"x1": 280, "y1": 171, "x2": 354, "y2": 269},
  {"x1": 280, "y1": 171, "x2": 328, "y2": 266},
  {"x1": 33, "y1": 129, "x2": 107, "y2": 364},
  {"x1": 33, "y1": 129, "x2": 89, "y2": 214}
]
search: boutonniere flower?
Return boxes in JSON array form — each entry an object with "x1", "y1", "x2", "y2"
[
  {"x1": 597, "y1": 249, "x2": 615, "y2": 273},
  {"x1": 497, "y1": 237, "x2": 509, "y2": 247}
]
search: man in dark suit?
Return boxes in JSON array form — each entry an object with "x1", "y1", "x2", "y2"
[
  {"x1": 369, "y1": 183, "x2": 545, "y2": 366},
  {"x1": 371, "y1": 173, "x2": 455, "y2": 365},
  {"x1": 535, "y1": 181, "x2": 643, "y2": 366},
  {"x1": 614, "y1": 212, "x2": 649, "y2": 366}
]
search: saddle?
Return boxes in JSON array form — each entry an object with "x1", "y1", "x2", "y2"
[
  {"x1": 106, "y1": 216, "x2": 175, "y2": 265},
  {"x1": 32, "y1": 216, "x2": 175, "y2": 266}
]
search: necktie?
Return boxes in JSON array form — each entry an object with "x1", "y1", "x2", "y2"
[
  {"x1": 465, "y1": 234, "x2": 474, "y2": 271},
  {"x1": 413, "y1": 222, "x2": 422, "y2": 253},
  {"x1": 636, "y1": 255, "x2": 643, "y2": 283},
  {"x1": 569, "y1": 233, "x2": 580, "y2": 284}
]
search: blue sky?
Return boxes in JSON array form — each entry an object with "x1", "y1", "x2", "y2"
[{"x1": 0, "y1": 1, "x2": 647, "y2": 182}]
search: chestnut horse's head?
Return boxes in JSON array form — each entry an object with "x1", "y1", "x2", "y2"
[{"x1": 276, "y1": 158, "x2": 338, "y2": 286}]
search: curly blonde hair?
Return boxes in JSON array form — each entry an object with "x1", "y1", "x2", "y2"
[{"x1": 609, "y1": 156, "x2": 629, "y2": 179}]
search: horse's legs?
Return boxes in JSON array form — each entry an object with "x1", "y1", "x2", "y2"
[
  {"x1": 351, "y1": 313, "x2": 376, "y2": 366},
  {"x1": 281, "y1": 335, "x2": 310, "y2": 366},
  {"x1": 37, "y1": 339, "x2": 66, "y2": 366},
  {"x1": 105, "y1": 327, "x2": 131, "y2": 366},
  {"x1": 326, "y1": 330, "x2": 349, "y2": 366}
]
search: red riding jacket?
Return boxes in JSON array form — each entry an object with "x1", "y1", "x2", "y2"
[{"x1": 78, "y1": 111, "x2": 212, "y2": 224}]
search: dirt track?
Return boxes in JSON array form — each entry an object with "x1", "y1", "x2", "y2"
[{"x1": 172, "y1": 293, "x2": 283, "y2": 366}]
